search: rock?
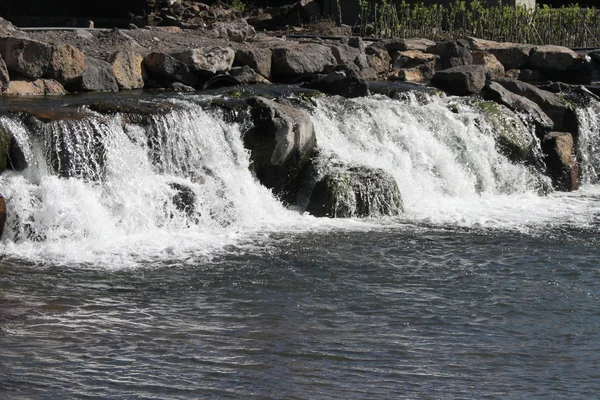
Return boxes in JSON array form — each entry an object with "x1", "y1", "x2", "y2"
[
  {"x1": 6, "y1": 79, "x2": 67, "y2": 95},
  {"x1": 329, "y1": 43, "x2": 369, "y2": 71},
  {"x1": 345, "y1": 37, "x2": 366, "y2": 52},
  {"x1": 245, "y1": 96, "x2": 317, "y2": 205},
  {"x1": 482, "y1": 81, "x2": 554, "y2": 134},
  {"x1": 213, "y1": 19, "x2": 256, "y2": 42},
  {"x1": 0, "y1": 37, "x2": 53, "y2": 79},
  {"x1": 529, "y1": 45, "x2": 580, "y2": 71},
  {"x1": 0, "y1": 17, "x2": 20, "y2": 37},
  {"x1": 171, "y1": 82, "x2": 195, "y2": 91},
  {"x1": 47, "y1": 44, "x2": 86, "y2": 85},
  {"x1": 306, "y1": 166, "x2": 403, "y2": 218},
  {"x1": 0, "y1": 123, "x2": 26, "y2": 172},
  {"x1": 388, "y1": 67, "x2": 428, "y2": 83},
  {"x1": 504, "y1": 68, "x2": 546, "y2": 82},
  {"x1": 271, "y1": 44, "x2": 336, "y2": 79},
  {"x1": 234, "y1": 48, "x2": 272, "y2": 79},
  {"x1": 143, "y1": 52, "x2": 199, "y2": 87},
  {"x1": 305, "y1": 68, "x2": 368, "y2": 98},
  {"x1": 169, "y1": 182, "x2": 196, "y2": 216},
  {"x1": 472, "y1": 51, "x2": 504, "y2": 81},
  {"x1": 110, "y1": 50, "x2": 144, "y2": 90},
  {"x1": 431, "y1": 65, "x2": 485, "y2": 96},
  {"x1": 228, "y1": 66, "x2": 271, "y2": 85},
  {"x1": 426, "y1": 40, "x2": 472, "y2": 69},
  {"x1": 384, "y1": 38, "x2": 435, "y2": 52},
  {"x1": 494, "y1": 78, "x2": 578, "y2": 135},
  {"x1": 0, "y1": 55, "x2": 8, "y2": 93},
  {"x1": 365, "y1": 45, "x2": 391, "y2": 78},
  {"x1": 542, "y1": 131, "x2": 579, "y2": 191},
  {"x1": 74, "y1": 57, "x2": 119, "y2": 92},
  {"x1": 391, "y1": 50, "x2": 438, "y2": 69},
  {"x1": 0, "y1": 124, "x2": 12, "y2": 172},
  {"x1": 467, "y1": 37, "x2": 533, "y2": 70},
  {"x1": 171, "y1": 47, "x2": 235, "y2": 75}
]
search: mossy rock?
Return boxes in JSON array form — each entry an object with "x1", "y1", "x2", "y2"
[{"x1": 306, "y1": 166, "x2": 403, "y2": 218}]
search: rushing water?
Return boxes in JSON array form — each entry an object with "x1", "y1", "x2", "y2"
[{"x1": 1, "y1": 92, "x2": 600, "y2": 399}]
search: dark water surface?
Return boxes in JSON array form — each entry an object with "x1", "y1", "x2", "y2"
[{"x1": 1, "y1": 227, "x2": 599, "y2": 399}]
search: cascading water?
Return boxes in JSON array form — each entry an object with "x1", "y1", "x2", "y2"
[
  {"x1": 1, "y1": 92, "x2": 600, "y2": 266},
  {"x1": 577, "y1": 97, "x2": 600, "y2": 185}
]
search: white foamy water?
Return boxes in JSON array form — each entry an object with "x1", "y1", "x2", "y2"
[{"x1": 1, "y1": 94, "x2": 600, "y2": 267}]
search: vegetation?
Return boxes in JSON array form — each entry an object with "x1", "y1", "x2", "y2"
[{"x1": 356, "y1": 0, "x2": 600, "y2": 47}]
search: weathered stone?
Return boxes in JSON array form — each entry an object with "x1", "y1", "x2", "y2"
[
  {"x1": 0, "y1": 37, "x2": 53, "y2": 79},
  {"x1": 391, "y1": 50, "x2": 438, "y2": 70},
  {"x1": 542, "y1": 131, "x2": 579, "y2": 191},
  {"x1": 271, "y1": 44, "x2": 336, "y2": 79},
  {"x1": 329, "y1": 43, "x2": 369, "y2": 71},
  {"x1": 171, "y1": 82, "x2": 195, "y2": 92},
  {"x1": 0, "y1": 17, "x2": 20, "y2": 37},
  {"x1": 143, "y1": 52, "x2": 199, "y2": 87},
  {"x1": 426, "y1": 40, "x2": 472, "y2": 69},
  {"x1": 467, "y1": 37, "x2": 533, "y2": 70},
  {"x1": 110, "y1": 50, "x2": 144, "y2": 90},
  {"x1": 529, "y1": 45, "x2": 580, "y2": 71},
  {"x1": 75, "y1": 57, "x2": 118, "y2": 92},
  {"x1": 234, "y1": 48, "x2": 272, "y2": 79},
  {"x1": 431, "y1": 65, "x2": 485, "y2": 96},
  {"x1": 245, "y1": 96, "x2": 317, "y2": 205},
  {"x1": 495, "y1": 78, "x2": 578, "y2": 135},
  {"x1": 171, "y1": 47, "x2": 235, "y2": 75},
  {"x1": 0, "y1": 54, "x2": 8, "y2": 93},
  {"x1": 47, "y1": 44, "x2": 86, "y2": 85},
  {"x1": 482, "y1": 81, "x2": 554, "y2": 134},
  {"x1": 228, "y1": 66, "x2": 271, "y2": 85},
  {"x1": 213, "y1": 19, "x2": 256, "y2": 43},
  {"x1": 305, "y1": 69, "x2": 368, "y2": 98},
  {"x1": 306, "y1": 166, "x2": 403, "y2": 218},
  {"x1": 384, "y1": 38, "x2": 435, "y2": 52},
  {"x1": 365, "y1": 45, "x2": 391, "y2": 77},
  {"x1": 6, "y1": 79, "x2": 67, "y2": 95},
  {"x1": 472, "y1": 51, "x2": 504, "y2": 81}
]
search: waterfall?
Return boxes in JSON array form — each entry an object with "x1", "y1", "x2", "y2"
[
  {"x1": 577, "y1": 98, "x2": 600, "y2": 185},
  {"x1": 1, "y1": 93, "x2": 599, "y2": 266}
]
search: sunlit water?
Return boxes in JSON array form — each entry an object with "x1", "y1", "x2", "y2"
[{"x1": 1, "y1": 93, "x2": 600, "y2": 398}]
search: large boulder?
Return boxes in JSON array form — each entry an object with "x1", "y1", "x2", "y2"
[
  {"x1": 426, "y1": 40, "x2": 472, "y2": 69},
  {"x1": 110, "y1": 50, "x2": 144, "y2": 90},
  {"x1": 482, "y1": 81, "x2": 554, "y2": 135},
  {"x1": 529, "y1": 45, "x2": 581, "y2": 71},
  {"x1": 234, "y1": 48, "x2": 272, "y2": 79},
  {"x1": 213, "y1": 20, "x2": 256, "y2": 43},
  {"x1": 329, "y1": 43, "x2": 369, "y2": 71},
  {"x1": 171, "y1": 47, "x2": 235, "y2": 76},
  {"x1": 305, "y1": 68, "x2": 368, "y2": 98},
  {"x1": 306, "y1": 166, "x2": 403, "y2": 218},
  {"x1": 245, "y1": 96, "x2": 317, "y2": 205},
  {"x1": 47, "y1": 44, "x2": 86, "y2": 86},
  {"x1": 271, "y1": 44, "x2": 337, "y2": 79},
  {"x1": 143, "y1": 52, "x2": 199, "y2": 87},
  {"x1": 73, "y1": 57, "x2": 118, "y2": 92},
  {"x1": 542, "y1": 132, "x2": 579, "y2": 191},
  {"x1": 472, "y1": 51, "x2": 504, "y2": 81},
  {"x1": 467, "y1": 37, "x2": 533, "y2": 70},
  {"x1": 0, "y1": 54, "x2": 8, "y2": 93},
  {"x1": 6, "y1": 79, "x2": 66, "y2": 95},
  {"x1": 431, "y1": 65, "x2": 485, "y2": 96},
  {"x1": 365, "y1": 45, "x2": 391, "y2": 78},
  {"x1": 0, "y1": 37, "x2": 53, "y2": 79},
  {"x1": 494, "y1": 78, "x2": 578, "y2": 135}
]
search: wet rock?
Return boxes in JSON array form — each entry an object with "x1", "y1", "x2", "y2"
[
  {"x1": 467, "y1": 37, "x2": 533, "y2": 70},
  {"x1": 306, "y1": 166, "x2": 403, "y2": 218},
  {"x1": 73, "y1": 57, "x2": 119, "y2": 92},
  {"x1": 228, "y1": 66, "x2": 271, "y2": 85},
  {"x1": 143, "y1": 52, "x2": 199, "y2": 87},
  {"x1": 171, "y1": 81, "x2": 195, "y2": 91},
  {"x1": 494, "y1": 78, "x2": 578, "y2": 135},
  {"x1": 0, "y1": 123, "x2": 26, "y2": 172},
  {"x1": 213, "y1": 19, "x2": 256, "y2": 42},
  {"x1": 6, "y1": 79, "x2": 67, "y2": 95},
  {"x1": 234, "y1": 48, "x2": 272, "y2": 79},
  {"x1": 472, "y1": 51, "x2": 504, "y2": 81},
  {"x1": 431, "y1": 65, "x2": 485, "y2": 96},
  {"x1": 426, "y1": 40, "x2": 472, "y2": 69},
  {"x1": 171, "y1": 47, "x2": 235, "y2": 75},
  {"x1": 169, "y1": 182, "x2": 196, "y2": 216},
  {"x1": 47, "y1": 44, "x2": 86, "y2": 86},
  {"x1": 305, "y1": 68, "x2": 369, "y2": 98},
  {"x1": 542, "y1": 131, "x2": 579, "y2": 191},
  {"x1": 110, "y1": 50, "x2": 144, "y2": 90},
  {"x1": 482, "y1": 81, "x2": 554, "y2": 135},
  {"x1": 271, "y1": 44, "x2": 336, "y2": 80},
  {"x1": 245, "y1": 96, "x2": 317, "y2": 205},
  {"x1": 0, "y1": 54, "x2": 8, "y2": 93},
  {"x1": 0, "y1": 37, "x2": 53, "y2": 79}
]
